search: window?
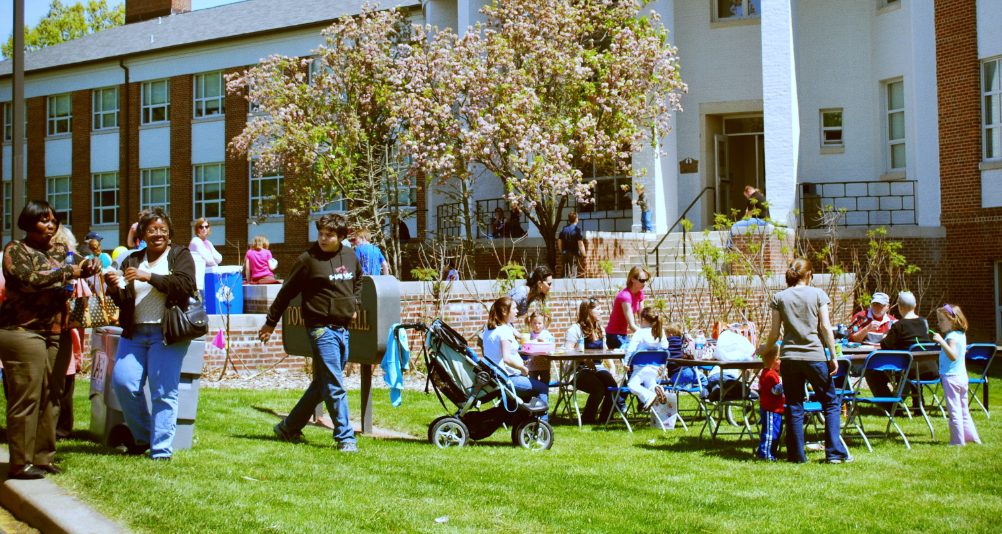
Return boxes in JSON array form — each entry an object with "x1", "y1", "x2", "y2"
[
  {"x1": 885, "y1": 80, "x2": 906, "y2": 171},
  {"x1": 2, "y1": 180, "x2": 10, "y2": 231},
  {"x1": 715, "y1": 0, "x2": 760, "y2": 20},
  {"x1": 194, "y1": 72, "x2": 224, "y2": 118},
  {"x1": 47, "y1": 94, "x2": 72, "y2": 136},
  {"x1": 46, "y1": 176, "x2": 72, "y2": 225},
  {"x1": 985, "y1": 57, "x2": 1002, "y2": 161},
  {"x1": 249, "y1": 162, "x2": 284, "y2": 217},
  {"x1": 193, "y1": 163, "x2": 225, "y2": 219},
  {"x1": 820, "y1": 109, "x2": 843, "y2": 148},
  {"x1": 141, "y1": 80, "x2": 170, "y2": 124},
  {"x1": 581, "y1": 176, "x2": 632, "y2": 213},
  {"x1": 92, "y1": 87, "x2": 119, "y2": 130},
  {"x1": 2, "y1": 102, "x2": 10, "y2": 142},
  {"x1": 384, "y1": 150, "x2": 416, "y2": 210},
  {"x1": 92, "y1": 172, "x2": 119, "y2": 225},
  {"x1": 140, "y1": 167, "x2": 170, "y2": 211}
]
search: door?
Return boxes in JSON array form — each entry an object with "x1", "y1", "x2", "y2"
[{"x1": 714, "y1": 134, "x2": 730, "y2": 217}]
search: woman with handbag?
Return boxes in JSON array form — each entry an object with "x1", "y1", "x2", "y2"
[
  {"x1": 105, "y1": 208, "x2": 199, "y2": 461},
  {"x1": 0, "y1": 200, "x2": 101, "y2": 479}
]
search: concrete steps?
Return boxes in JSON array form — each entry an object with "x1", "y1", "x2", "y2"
[{"x1": 600, "y1": 230, "x2": 730, "y2": 277}]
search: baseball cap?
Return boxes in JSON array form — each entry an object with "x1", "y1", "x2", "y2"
[
  {"x1": 871, "y1": 292, "x2": 890, "y2": 306},
  {"x1": 85, "y1": 231, "x2": 104, "y2": 241}
]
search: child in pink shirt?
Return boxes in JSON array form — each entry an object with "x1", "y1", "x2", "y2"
[{"x1": 245, "y1": 236, "x2": 280, "y2": 284}]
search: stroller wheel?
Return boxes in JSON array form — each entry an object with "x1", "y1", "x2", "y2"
[
  {"x1": 512, "y1": 420, "x2": 554, "y2": 451},
  {"x1": 429, "y1": 416, "x2": 469, "y2": 449}
]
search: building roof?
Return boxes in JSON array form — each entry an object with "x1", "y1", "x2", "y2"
[{"x1": 0, "y1": 0, "x2": 420, "y2": 77}]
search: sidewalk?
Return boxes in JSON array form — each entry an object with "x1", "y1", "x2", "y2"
[{"x1": 0, "y1": 447, "x2": 127, "y2": 534}]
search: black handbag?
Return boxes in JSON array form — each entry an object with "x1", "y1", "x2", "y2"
[{"x1": 162, "y1": 293, "x2": 208, "y2": 345}]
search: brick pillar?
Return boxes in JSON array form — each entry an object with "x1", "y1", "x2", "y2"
[
  {"x1": 26, "y1": 97, "x2": 46, "y2": 201},
  {"x1": 71, "y1": 90, "x2": 92, "y2": 236},
  {"x1": 170, "y1": 75, "x2": 193, "y2": 245},
  {"x1": 123, "y1": 82, "x2": 141, "y2": 244},
  {"x1": 224, "y1": 67, "x2": 250, "y2": 265},
  {"x1": 936, "y1": 0, "x2": 1002, "y2": 340}
]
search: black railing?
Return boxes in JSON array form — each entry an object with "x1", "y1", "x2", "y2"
[
  {"x1": 646, "y1": 186, "x2": 715, "y2": 276},
  {"x1": 799, "y1": 180, "x2": 917, "y2": 228},
  {"x1": 435, "y1": 201, "x2": 463, "y2": 239}
]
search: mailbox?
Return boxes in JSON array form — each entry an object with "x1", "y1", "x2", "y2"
[{"x1": 281, "y1": 275, "x2": 401, "y2": 364}]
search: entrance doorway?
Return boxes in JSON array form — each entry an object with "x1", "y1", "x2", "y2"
[{"x1": 712, "y1": 115, "x2": 765, "y2": 218}]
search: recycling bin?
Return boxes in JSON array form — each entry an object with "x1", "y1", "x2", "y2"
[
  {"x1": 89, "y1": 326, "x2": 204, "y2": 451},
  {"x1": 205, "y1": 265, "x2": 244, "y2": 315}
]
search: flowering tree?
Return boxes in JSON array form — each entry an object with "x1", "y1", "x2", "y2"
[
  {"x1": 393, "y1": 0, "x2": 686, "y2": 268},
  {"x1": 227, "y1": 5, "x2": 416, "y2": 273}
]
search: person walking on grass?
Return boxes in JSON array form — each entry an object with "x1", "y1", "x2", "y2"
[
  {"x1": 755, "y1": 258, "x2": 852, "y2": 464},
  {"x1": 756, "y1": 350, "x2": 784, "y2": 461},
  {"x1": 931, "y1": 304, "x2": 981, "y2": 446},
  {"x1": 259, "y1": 213, "x2": 362, "y2": 453}
]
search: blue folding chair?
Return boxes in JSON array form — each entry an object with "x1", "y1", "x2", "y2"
[
  {"x1": 966, "y1": 343, "x2": 997, "y2": 418},
  {"x1": 662, "y1": 360, "x2": 709, "y2": 432},
  {"x1": 902, "y1": 343, "x2": 946, "y2": 440},
  {"x1": 604, "y1": 350, "x2": 670, "y2": 433},
  {"x1": 846, "y1": 350, "x2": 913, "y2": 451}
]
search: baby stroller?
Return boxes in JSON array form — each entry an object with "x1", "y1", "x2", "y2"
[{"x1": 395, "y1": 320, "x2": 553, "y2": 450}]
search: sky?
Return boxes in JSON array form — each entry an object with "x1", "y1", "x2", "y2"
[{"x1": 1, "y1": 0, "x2": 244, "y2": 49}]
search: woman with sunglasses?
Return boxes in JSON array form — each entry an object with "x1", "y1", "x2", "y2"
[
  {"x1": 606, "y1": 265, "x2": 649, "y2": 349},
  {"x1": 189, "y1": 217, "x2": 222, "y2": 299},
  {"x1": 508, "y1": 265, "x2": 553, "y2": 318}
]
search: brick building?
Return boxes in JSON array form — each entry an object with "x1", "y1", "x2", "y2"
[{"x1": 2, "y1": 0, "x2": 1002, "y2": 339}]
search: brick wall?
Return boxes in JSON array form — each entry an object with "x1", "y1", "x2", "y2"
[
  {"x1": 71, "y1": 90, "x2": 92, "y2": 237},
  {"x1": 124, "y1": 82, "x2": 141, "y2": 243},
  {"x1": 222, "y1": 67, "x2": 250, "y2": 265},
  {"x1": 170, "y1": 75, "x2": 194, "y2": 244},
  {"x1": 26, "y1": 97, "x2": 45, "y2": 200},
  {"x1": 935, "y1": 0, "x2": 1001, "y2": 341}
]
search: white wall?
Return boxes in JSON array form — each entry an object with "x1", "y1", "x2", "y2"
[
  {"x1": 90, "y1": 132, "x2": 119, "y2": 172},
  {"x1": 138, "y1": 125, "x2": 170, "y2": 168},
  {"x1": 44, "y1": 137, "x2": 72, "y2": 176},
  {"x1": 977, "y1": 0, "x2": 1002, "y2": 59},
  {"x1": 191, "y1": 119, "x2": 225, "y2": 164}
]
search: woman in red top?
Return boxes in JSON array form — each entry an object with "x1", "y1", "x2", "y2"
[{"x1": 605, "y1": 265, "x2": 648, "y2": 349}]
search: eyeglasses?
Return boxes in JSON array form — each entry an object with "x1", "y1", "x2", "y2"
[
  {"x1": 197, "y1": 224, "x2": 210, "y2": 229},
  {"x1": 145, "y1": 228, "x2": 169, "y2": 236},
  {"x1": 636, "y1": 277, "x2": 649, "y2": 284}
]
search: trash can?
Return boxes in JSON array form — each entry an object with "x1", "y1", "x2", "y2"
[
  {"x1": 205, "y1": 266, "x2": 244, "y2": 315},
  {"x1": 89, "y1": 326, "x2": 204, "y2": 451}
]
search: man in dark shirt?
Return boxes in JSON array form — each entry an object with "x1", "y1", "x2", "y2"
[
  {"x1": 557, "y1": 212, "x2": 586, "y2": 278},
  {"x1": 868, "y1": 291, "x2": 933, "y2": 410},
  {"x1": 743, "y1": 185, "x2": 770, "y2": 220}
]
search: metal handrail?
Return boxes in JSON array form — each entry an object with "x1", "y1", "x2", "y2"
[{"x1": 646, "y1": 186, "x2": 715, "y2": 276}]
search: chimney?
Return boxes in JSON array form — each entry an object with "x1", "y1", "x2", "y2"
[{"x1": 126, "y1": 0, "x2": 192, "y2": 24}]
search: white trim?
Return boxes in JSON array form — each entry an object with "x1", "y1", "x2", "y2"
[
  {"x1": 46, "y1": 175, "x2": 72, "y2": 226},
  {"x1": 819, "y1": 108, "x2": 844, "y2": 149},
  {"x1": 140, "y1": 167, "x2": 171, "y2": 211},
  {"x1": 141, "y1": 79, "x2": 171, "y2": 125},
  {"x1": 884, "y1": 78, "x2": 906, "y2": 172},
  {"x1": 46, "y1": 93, "x2": 72, "y2": 137},
  {"x1": 91, "y1": 171, "x2": 119, "y2": 226},
  {"x1": 982, "y1": 56, "x2": 1002, "y2": 162},
  {"x1": 193, "y1": 162, "x2": 226, "y2": 220},
  {"x1": 92, "y1": 86, "x2": 120, "y2": 131},
  {"x1": 193, "y1": 71, "x2": 225, "y2": 119},
  {"x1": 248, "y1": 161, "x2": 285, "y2": 217}
]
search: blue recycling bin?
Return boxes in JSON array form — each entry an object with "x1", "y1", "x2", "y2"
[{"x1": 204, "y1": 266, "x2": 244, "y2": 315}]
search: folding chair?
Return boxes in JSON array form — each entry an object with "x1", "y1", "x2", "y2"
[
  {"x1": 966, "y1": 343, "x2": 997, "y2": 418},
  {"x1": 801, "y1": 358, "x2": 851, "y2": 453},
  {"x1": 663, "y1": 360, "x2": 710, "y2": 432},
  {"x1": 902, "y1": 343, "x2": 946, "y2": 440},
  {"x1": 604, "y1": 350, "x2": 669, "y2": 433},
  {"x1": 846, "y1": 350, "x2": 913, "y2": 452}
]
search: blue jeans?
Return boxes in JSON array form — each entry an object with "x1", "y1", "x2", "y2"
[
  {"x1": 757, "y1": 409, "x2": 784, "y2": 461},
  {"x1": 606, "y1": 334, "x2": 630, "y2": 350},
  {"x1": 641, "y1": 210, "x2": 652, "y2": 232},
  {"x1": 507, "y1": 375, "x2": 549, "y2": 421},
  {"x1": 281, "y1": 326, "x2": 355, "y2": 444},
  {"x1": 112, "y1": 324, "x2": 190, "y2": 459},
  {"x1": 780, "y1": 360, "x2": 849, "y2": 463}
]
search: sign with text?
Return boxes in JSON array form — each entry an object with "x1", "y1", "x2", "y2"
[{"x1": 281, "y1": 275, "x2": 401, "y2": 364}]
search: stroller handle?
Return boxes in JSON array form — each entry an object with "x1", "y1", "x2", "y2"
[{"x1": 395, "y1": 322, "x2": 427, "y2": 332}]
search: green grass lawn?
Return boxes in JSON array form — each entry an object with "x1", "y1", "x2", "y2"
[{"x1": 27, "y1": 383, "x2": 1002, "y2": 532}]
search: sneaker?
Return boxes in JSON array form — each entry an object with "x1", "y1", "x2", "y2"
[
  {"x1": 337, "y1": 441, "x2": 358, "y2": 453},
  {"x1": 654, "y1": 385, "x2": 667, "y2": 405},
  {"x1": 273, "y1": 423, "x2": 303, "y2": 443},
  {"x1": 827, "y1": 455, "x2": 855, "y2": 464}
]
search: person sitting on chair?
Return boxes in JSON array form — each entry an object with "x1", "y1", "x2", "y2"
[{"x1": 848, "y1": 292, "x2": 896, "y2": 344}]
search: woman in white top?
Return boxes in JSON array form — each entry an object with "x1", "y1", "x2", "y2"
[
  {"x1": 188, "y1": 217, "x2": 222, "y2": 297},
  {"x1": 482, "y1": 296, "x2": 548, "y2": 419},
  {"x1": 105, "y1": 209, "x2": 198, "y2": 461},
  {"x1": 623, "y1": 307, "x2": 670, "y2": 409},
  {"x1": 563, "y1": 299, "x2": 621, "y2": 423}
]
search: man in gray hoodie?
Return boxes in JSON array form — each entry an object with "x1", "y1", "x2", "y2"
[{"x1": 259, "y1": 213, "x2": 363, "y2": 452}]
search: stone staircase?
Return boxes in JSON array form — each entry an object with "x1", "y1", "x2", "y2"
[{"x1": 585, "y1": 230, "x2": 731, "y2": 278}]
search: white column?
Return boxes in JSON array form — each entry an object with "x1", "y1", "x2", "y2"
[
  {"x1": 761, "y1": 0, "x2": 799, "y2": 227},
  {"x1": 909, "y1": 0, "x2": 940, "y2": 226}
]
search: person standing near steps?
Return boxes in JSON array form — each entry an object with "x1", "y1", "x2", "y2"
[{"x1": 259, "y1": 213, "x2": 362, "y2": 453}]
